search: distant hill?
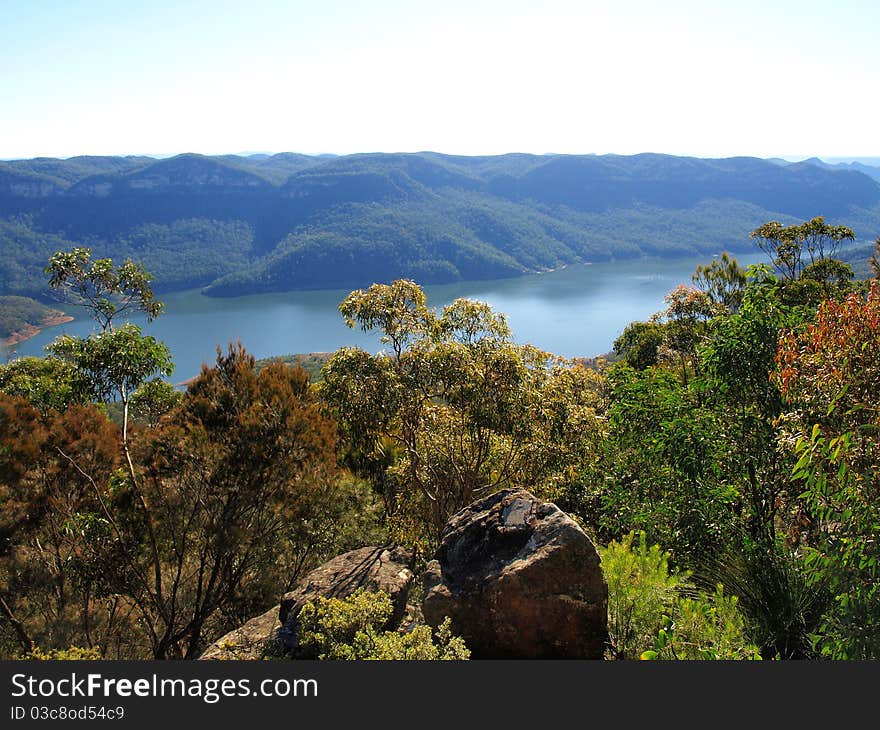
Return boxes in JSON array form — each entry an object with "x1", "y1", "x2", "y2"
[
  {"x1": 797, "y1": 156, "x2": 880, "y2": 183},
  {"x1": 1, "y1": 151, "x2": 878, "y2": 298}
]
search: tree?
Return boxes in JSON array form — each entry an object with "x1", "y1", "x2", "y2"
[
  {"x1": 43, "y1": 252, "x2": 174, "y2": 595},
  {"x1": 612, "y1": 321, "x2": 664, "y2": 370},
  {"x1": 45, "y1": 248, "x2": 163, "y2": 332},
  {"x1": 750, "y1": 217, "x2": 856, "y2": 307},
  {"x1": 650, "y1": 285, "x2": 718, "y2": 386},
  {"x1": 698, "y1": 271, "x2": 810, "y2": 544},
  {"x1": 800, "y1": 257, "x2": 854, "y2": 301},
  {"x1": 750, "y1": 217, "x2": 854, "y2": 282},
  {"x1": 48, "y1": 326, "x2": 173, "y2": 444},
  {"x1": 692, "y1": 252, "x2": 748, "y2": 313},
  {"x1": 129, "y1": 379, "x2": 182, "y2": 428},
  {"x1": 0, "y1": 356, "x2": 91, "y2": 413},
  {"x1": 775, "y1": 283, "x2": 880, "y2": 658},
  {"x1": 869, "y1": 236, "x2": 880, "y2": 278},
  {"x1": 0, "y1": 344, "x2": 362, "y2": 659},
  {"x1": 0, "y1": 395, "x2": 125, "y2": 656},
  {"x1": 321, "y1": 280, "x2": 602, "y2": 546},
  {"x1": 124, "y1": 344, "x2": 341, "y2": 658},
  {"x1": 575, "y1": 362, "x2": 735, "y2": 558},
  {"x1": 43, "y1": 248, "x2": 173, "y2": 442}
]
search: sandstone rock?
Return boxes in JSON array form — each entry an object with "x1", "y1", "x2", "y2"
[
  {"x1": 422, "y1": 488, "x2": 607, "y2": 659},
  {"x1": 277, "y1": 545, "x2": 414, "y2": 654},
  {"x1": 199, "y1": 545, "x2": 414, "y2": 660},
  {"x1": 199, "y1": 605, "x2": 281, "y2": 660}
]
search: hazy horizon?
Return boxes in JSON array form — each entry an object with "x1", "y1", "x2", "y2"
[{"x1": 3, "y1": 149, "x2": 879, "y2": 166}]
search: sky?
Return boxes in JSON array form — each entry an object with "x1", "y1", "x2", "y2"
[{"x1": 2, "y1": 0, "x2": 878, "y2": 160}]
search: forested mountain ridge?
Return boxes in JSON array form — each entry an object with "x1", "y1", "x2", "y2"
[{"x1": 1, "y1": 151, "x2": 878, "y2": 297}]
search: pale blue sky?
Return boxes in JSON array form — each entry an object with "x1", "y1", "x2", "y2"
[{"x1": 2, "y1": 0, "x2": 878, "y2": 159}]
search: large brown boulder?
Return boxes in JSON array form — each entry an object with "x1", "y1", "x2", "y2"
[
  {"x1": 422, "y1": 489, "x2": 607, "y2": 659},
  {"x1": 277, "y1": 545, "x2": 415, "y2": 654},
  {"x1": 199, "y1": 545, "x2": 414, "y2": 659}
]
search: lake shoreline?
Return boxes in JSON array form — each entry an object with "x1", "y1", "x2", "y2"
[
  {"x1": 3, "y1": 313, "x2": 75, "y2": 347},
  {"x1": 7, "y1": 253, "x2": 770, "y2": 381}
]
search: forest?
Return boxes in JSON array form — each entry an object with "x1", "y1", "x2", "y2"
[
  {"x1": 2, "y1": 152, "x2": 879, "y2": 298},
  {"x1": 0, "y1": 217, "x2": 878, "y2": 660}
]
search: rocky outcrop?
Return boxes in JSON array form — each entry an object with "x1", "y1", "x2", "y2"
[
  {"x1": 277, "y1": 545, "x2": 414, "y2": 654},
  {"x1": 198, "y1": 605, "x2": 281, "y2": 660},
  {"x1": 199, "y1": 545, "x2": 414, "y2": 660},
  {"x1": 422, "y1": 488, "x2": 608, "y2": 659}
]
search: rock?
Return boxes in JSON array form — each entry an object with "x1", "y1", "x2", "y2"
[
  {"x1": 277, "y1": 545, "x2": 415, "y2": 654},
  {"x1": 198, "y1": 545, "x2": 414, "y2": 660},
  {"x1": 422, "y1": 488, "x2": 607, "y2": 659},
  {"x1": 199, "y1": 605, "x2": 281, "y2": 660}
]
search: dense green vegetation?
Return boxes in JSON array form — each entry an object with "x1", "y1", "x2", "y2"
[
  {"x1": 2, "y1": 152, "x2": 879, "y2": 298},
  {"x1": 295, "y1": 590, "x2": 469, "y2": 660},
  {"x1": 0, "y1": 222, "x2": 878, "y2": 660}
]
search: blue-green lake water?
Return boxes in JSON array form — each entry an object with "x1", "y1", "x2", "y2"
[{"x1": 4, "y1": 253, "x2": 766, "y2": 382}]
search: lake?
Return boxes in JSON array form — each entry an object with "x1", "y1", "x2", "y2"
[{"x1": 4, "y1": 252, "x2": 767, "y2": 382}]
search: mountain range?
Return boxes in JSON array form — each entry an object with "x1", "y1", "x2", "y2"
[{"x1": 1, "y1": 151, "x2": 878, "y2": 298}]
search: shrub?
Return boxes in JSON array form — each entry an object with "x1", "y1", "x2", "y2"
[
  {"x1": 21, "y1": 645, "x2": 102, "y2": 660},
  {"x1": 600, "y1": 532, "x2": 685, "y2": 659},
  {"x1": 600, "y1": 532, "x2": 760, "y2": 660},
  {"x1": 642, "y1": 586, "x2": 761, "y2": 660},
  {"x1": 296, "y1": 589, "x2": 469, "y2": 660}
]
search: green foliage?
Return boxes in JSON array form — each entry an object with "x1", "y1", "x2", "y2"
[
  {"x1": 600, "y1": 533, "x2": 760, "y2": 661},
  {"x1": 750, "y1": 216, "x2": 855, "y2": 282},
  {"x1": 612, "y1": 321, "x2": 664, "y2": 370},
  {"x1": 43, "y1": 248, "x2": 173, "y2": 448},
  {"x1": 696, "y1": 276, "x2": 810, "y2": 543},
  {"x1": 128, "y1": 378, "x2": 182, "y2": 427},
  {"x1": 48, "y1": 325, "x2": 173, "y2": 407},
  {"x1": 693, "y1": 537, "x2": 830, "y2": 659},
  {"x1": 21, "y1": 645, "x2": 102, "y2": 660},
  {"x1": 692, "y1": 252, "x2": 748, "y2": 312},
  {"x1": 870, "y1": 236, "x2": 880, "y2": 277},
  {"x1": 776, "y1": 284, "x2": 880, "y2": 659},
  {"x1": 650, "y1": 284, "x2": 719, "y2": 385},
  {"x1": 46, "y1": 247, "x2": 163, "y2": 330},
  {"x1": 321, "y1": 280, "x2": 602, "y2": 547},
  {"x1": 296, "y1": 589, "x2": 469, "y2": 660},
  {"x1": 641, "y1": 586, "x2": 761, "y2": 661},
  {"x1": 600, "y1": 532, "x2": 685, "y2": 659},
  {"x1": 579, "y1": 364, "x2": 736, "y2": 557},
  {"x1": 0, "y1": 356, "x2": 92, "y2": 413}
]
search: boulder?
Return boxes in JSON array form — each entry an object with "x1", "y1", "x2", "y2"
[
  {"x1": 277, "y1": 545, "x2": 415, "y2": 654},
  {"x1": 422, "y1": 488, "x2": 607, "y2": 659}
]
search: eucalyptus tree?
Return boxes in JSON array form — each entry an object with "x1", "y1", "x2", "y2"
[
  {"x1": 43, "y1": 249, "x2": 173, "y2": 630},
  {"x1": 43, "y1": 248, "x2": 173, "y2": 446},
  {"x1": 320, "y1": 280, "x2": 602, "y2": 546}
]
